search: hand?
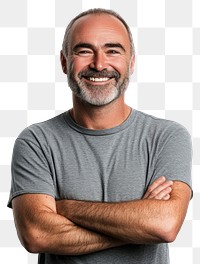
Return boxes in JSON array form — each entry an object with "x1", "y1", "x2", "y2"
[{"x1": 143, "y1": 176, "x2": 173, "y2": 200}]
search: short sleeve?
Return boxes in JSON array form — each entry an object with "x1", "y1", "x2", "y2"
[
  {"x1": 8, "y1": 137, "x2": 55, "y2": 208},
  {"x1": 150, "y1": 124, "x2": 192, "y2": 190}
]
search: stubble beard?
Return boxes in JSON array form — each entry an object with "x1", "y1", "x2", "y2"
[{"x1": 67, "y1": 67, "x2": 130, "y2": 106}]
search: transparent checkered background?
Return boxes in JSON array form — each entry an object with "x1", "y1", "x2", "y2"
[{"x1": 0, "y1": 0, "x2": 199, "y2": 263}]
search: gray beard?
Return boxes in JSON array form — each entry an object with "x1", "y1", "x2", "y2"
[{"x1": 67, "y1": 70, "x2": 130, "y2": 106}]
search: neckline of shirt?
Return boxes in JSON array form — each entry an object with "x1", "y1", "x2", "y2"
[{"x1": 62, "y1": 108, "x2": 137, "y2": 136}]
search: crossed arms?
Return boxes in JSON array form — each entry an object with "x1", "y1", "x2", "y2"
[{"x1": 12, "y1": 176, "x2": 191, "y2": 255}]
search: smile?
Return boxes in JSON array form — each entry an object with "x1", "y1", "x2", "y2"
[{"x1": 86, "y1": 77, "x2": 111, "y2": 82}]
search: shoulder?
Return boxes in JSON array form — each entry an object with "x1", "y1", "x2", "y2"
[
  {"x1": 132, "y1": 110, "x2": 192, "y2": 156},
  {"x1": 135, "y1": 110, "x2": 191, "y2": 140},
  {"x1": 16, "y1": 112, "x2": 68, "y2": 146}
]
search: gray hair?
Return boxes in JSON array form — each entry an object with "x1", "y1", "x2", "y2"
[{"x1": 62, "y1": 8, "x2": 135, "y2": 57}]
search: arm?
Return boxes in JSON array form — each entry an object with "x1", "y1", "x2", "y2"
[
  {"x1": 12, "y1": 194, "x2": 125, "y2": 255},
  {"x1": 11, "y1": 137, "x2": 125, "y2": 255},
  {"x1": 12, "y1": 177, "x2": 172, "y2": 254},
  {"x1": 57, "y1": 181, "x2": 191, "y2": 244}
]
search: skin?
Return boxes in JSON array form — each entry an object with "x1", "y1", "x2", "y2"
[
  {"x1": 56, "y1": 183, "x2": 189, "y2": 244},
  {"x1": 13, "y1": 177, "x2": 173, "y2": 254},
  {"x1": 12, "y1": 13, "x2": 191, "y2": 255},
  {"x1": 60, "y1": 13, "x2": 135, "y2": 129}
]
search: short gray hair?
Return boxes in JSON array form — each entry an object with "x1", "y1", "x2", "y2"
[{"x1": 62, "y1": 8, "x2": 135, "y2": 57}]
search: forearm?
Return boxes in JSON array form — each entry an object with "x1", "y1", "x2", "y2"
[
  {"x1": 27, "y1": 211, "x2": 125, "y2": 255},
  {"x1": 55, "y1": 176, "x2": 176, "y2": 245},
  {"x1": 56, "y1": 190, "x2": 189, "y2": 244},
  {"x1": 57, "y1": 199, "x2": 166, "y2": 244},
  {"x1": 13, "y1": 195, "x2": 125, "y2": 256}
]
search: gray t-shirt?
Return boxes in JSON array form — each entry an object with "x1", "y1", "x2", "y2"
[{"x1": 8, "y1": 109, "x2": 192, "y2": 264}]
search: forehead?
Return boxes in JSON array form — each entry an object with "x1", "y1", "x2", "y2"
[{"x1": 68, "y1": 14, "x2": 130, "y2": 50}]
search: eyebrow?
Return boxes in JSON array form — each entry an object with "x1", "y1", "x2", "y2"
[
  {"x1": 104, "y1": 43, "x2": 126, "y2": 52},
  {"x1": 73, "y1": 43, "x2": 93, "y2": 51},
  {"x1": 72, "y1": 42, "x2": 126, "y2": 52}
]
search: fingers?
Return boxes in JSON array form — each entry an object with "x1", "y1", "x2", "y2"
[
  {"x1": 143, "y1": 176, "x2": 173, "y2": 200},
  {"x1": 162, "y1": 194, "x2": 170, "y2": 201},
  {"x1": 143, "y1": 176, "x2": 166, "y2": 199},
  {"x1": 151, "y1": 186, "x2": 172, "y2": 200},
  {"x1": 143, "y1": 176, "x2": 166, "y2": 198}
]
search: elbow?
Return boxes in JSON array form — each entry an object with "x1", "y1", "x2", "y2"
[
  {"x1": 23, "y1": 240, "x2": 42, "y2": 254},
  {"x1": 157, "y1": 218, "x2": 180, "y2": 243},
  {"x1": 19, "y1": 231, "x2": 45, "y2": 253},
  {"x1": 23, "y1": 242, "x2": 39, "y2": 254},
  {"x1": 160, "y1": 229, "x2": 177, "y2": 243}
]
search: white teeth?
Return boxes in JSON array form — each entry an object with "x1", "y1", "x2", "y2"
[{"x1": 89, "y1": 77, "x2": 110, "y2": 82}]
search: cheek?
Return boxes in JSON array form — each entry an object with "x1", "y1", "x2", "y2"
[
  {"x1": 70, "y1": 57, "x2": 92, "y2": 73},
  {"x1": 109, "y1": 58, "x2": 130, "y2": 75}
]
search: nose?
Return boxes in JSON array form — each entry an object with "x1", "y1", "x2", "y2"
[{"x1": 89, "y1": 51, "x2": 108, "y2": 71}]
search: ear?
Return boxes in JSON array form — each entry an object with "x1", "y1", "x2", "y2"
[
  {"x1": 60, "y1": 50, "x2": 67, "y2": 74},
  {"x1": 130, "y1": 55, "x2": 135, "y2": 75}
]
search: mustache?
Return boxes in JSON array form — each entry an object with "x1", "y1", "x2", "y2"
[{"x1": 78, "y1": 69, "x2": 120, "y2": 80}]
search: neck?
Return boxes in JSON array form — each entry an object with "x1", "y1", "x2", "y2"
[{"x1": 70, "y1": 95, "x2": 131, "y2": 130}]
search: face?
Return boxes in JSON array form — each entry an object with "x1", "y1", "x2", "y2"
[{"x1": 62, "y1": 14, "x2": 135, "y2": 106}]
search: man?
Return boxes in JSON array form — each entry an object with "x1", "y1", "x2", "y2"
[{"x1": 8, "y1": 8, "x2": 192, "y2": 264}]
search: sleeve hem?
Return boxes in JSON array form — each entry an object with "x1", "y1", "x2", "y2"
[{"x1": 7, "y1": 190, "x2": 55, "y2": 208}]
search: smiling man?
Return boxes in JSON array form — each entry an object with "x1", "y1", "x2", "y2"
[
  {"x1": 8, "y1": 8, "x2": 192, "y2": 264},
  {"x1": 62, "y1": 13, "x2": 132, "y2": 109}
]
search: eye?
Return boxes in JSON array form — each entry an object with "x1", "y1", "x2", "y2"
[
  {"x1": 107, "y1": 49, "x2": 121, "y2": 55},
  {"x1": 79, "y1": 50, "x2": 90, "y2": 54},
  {"x1": 74, "y1": 49, "x2": 93, "y2": 56}
]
